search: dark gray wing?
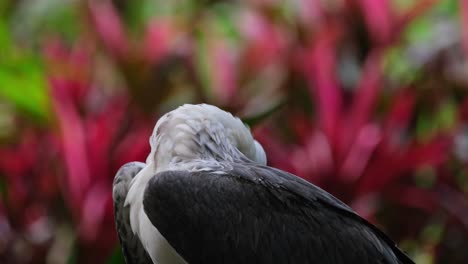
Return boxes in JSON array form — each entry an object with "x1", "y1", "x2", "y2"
[
  {"x1": 113, "y1": 162, "x2": 153, "y2": 264},
  {"x1": 143, "y1": 162, "x2": 414, "y2": 264}
]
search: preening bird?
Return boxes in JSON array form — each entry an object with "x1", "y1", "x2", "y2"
[{"x1": 113, "y1": 104, "x2": 414, "y2": 264}]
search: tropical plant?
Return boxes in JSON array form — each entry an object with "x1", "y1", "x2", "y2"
[{"x1": 0, "y1": 0, "x2": 466, "y2": 263}]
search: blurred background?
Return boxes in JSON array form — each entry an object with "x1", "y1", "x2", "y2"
[{"x1": 0, "y1": 0, "x2": 467, "y2": 263}]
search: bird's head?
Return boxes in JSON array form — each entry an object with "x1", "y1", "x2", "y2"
[
  {"x1": 146, "y1": 104, "x2": 267, "y2": 172},
  {"x1": 123, "y1": 104, "x2": 267, "y2": 238}
]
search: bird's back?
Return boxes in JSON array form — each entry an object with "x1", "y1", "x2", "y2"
[{"x1": 143, "y1": 162, "x2": 414, "y2": 264}]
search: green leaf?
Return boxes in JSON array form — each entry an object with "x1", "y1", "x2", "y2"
[
  {"x1": 242, "y1": 100, "x2": 285, "y2": 127},
  {"x1": 0, "y1": 176, "x2": 7, "y2": 197},
  {"x1": 107, "y1": 246, "x2": 125, "y2": 264},
  {"x1": 0, "y1": 15, "x2": 50, "y2": 122},
  {"x1": 416, "y1": 110, "x2": 435, "y2": 141},
  {"x1": 211, "y1": 3, "x2": 241, "y2": 42},
  {"x1": 435, "y1": 99, "x2": 456, "y2": 131},
  {"x1": 0, "y1": 63, "x2": 50, "y2": 122},
  {"x1": 415, "y1": 99, "x2": 456, "y2": 141},
  {"x1": 383, "y1": 47, "x2": 420, "y2": 83}
]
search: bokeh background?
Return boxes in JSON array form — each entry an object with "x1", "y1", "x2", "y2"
[{"x1": 0, "y1": 0, "x2": 467, "y2": 263}]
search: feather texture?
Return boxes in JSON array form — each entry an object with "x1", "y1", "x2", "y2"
[{"x1": 143, "y1": 161, "x2": 414, "y2": 264}]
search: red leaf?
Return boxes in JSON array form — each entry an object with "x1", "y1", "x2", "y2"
[
  {"x1": 144, "y1": 19, "x2": 177, "y2": 63},
  {"x1": 113, "y1": 121, "x2": 152, "y2": 171},
  {"x1": 298, "y1": 131, "x2": 333, "y2": 181},
  {"x1": 462, "y1": 0, "x2": 468, "y2": 58},
  {"x1": 384, "y1": 89, "x2": 415, "y2": 138},
  {"x1": 356, "y1": 146, "x2": 403, "y2": 195},
  {"x1": 340, "y1": 124, "x2": 381, "y2": 182},
  {"x1": 205, "y1": 41, "x2": 239, "y2": 105},
  {"x1": 296, "y1": 0, "x2": 324, "y2": 27},
  {"x1": 289, "y1": 111, "x2": 315, "y2": 144},
  {"x1": 387, "y1": 186, "x2": 436, "y2": 212},
  {"x1": 85, "y1": 99, "x2": 127, "y2": 180},
  {"x1": 342, "y1": 52, "x2": 382, "y2": 154},
  {"x1": 402, "y1": 137, "x2": 451, "y2": 169},
  {"x1": 350, "y1": 194, "x2": 378, "y2": 220},
  {"x1": 357, "y1": 136, "x2": 450, "y2": 195},
  {"x1": 300, "y1": 25, "x2": 343, "y2": 143},
  {"x1": 240, "y1": 10, "x2": 287, "y2": 70},
  {"x1": 0, "y1": 198, "x2": 12, "y2": 243},
  {"x1": 436, "y1": 185, "x2": 468, "y2": 231},
  {"x1": 43, "y1": 41, "x2": 92, "y2": 106},
  {"x1": 50, "y1": 78, "x2": 91, "y2": 208},
  {"x1": 78, "y1": 184, "x2": 111, "y2": 242},
  {"x1": 253, "y1": 126, "x2": 298, "y2": 174},
  {"x1": 0, "y1": 133, "x2": 38, "y2": 177},
  {"x1": 460, "y1": 97, "x2": 468, "y2": 122},
  {"x1": 88, "y1": 0, "x2": 129, "y2": 58},
  {"x1": 357, "y1": 0, "x2": 394, "y2": 43}
]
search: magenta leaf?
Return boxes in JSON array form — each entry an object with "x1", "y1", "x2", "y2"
[
  {"x1": 50, "y1": 78, "x2": 91, "y2": 209},
  {"x1": 357, "y1": 0, "x2": 394, "y2": 43},
  {"x1": 300, "y1": 26, "x2": 343, "y2": 143},
  {"x1": 88, "y1": 0, "x2": 129, "y2": 59}
]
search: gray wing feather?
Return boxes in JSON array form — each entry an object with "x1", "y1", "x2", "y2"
[
  {"x1": 143, "y1": 162, "x2": 414, "y2": 264},
  {"x1": 113, "y1": 162, "x2": 153, "y2": 264}
]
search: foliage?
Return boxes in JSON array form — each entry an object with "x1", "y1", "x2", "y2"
[{"x1": 0, "y1": 0, "x2": 467, "y2": 263}]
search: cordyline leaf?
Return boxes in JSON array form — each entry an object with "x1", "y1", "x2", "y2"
[
  {"x1": 210, "y1": 41, "x2": 238, "y2": 105},
  {"x1": 357, "y1": 136, "x2": 450, "y2": 195},
  {"x1": 402, "y1": 137, "x2": 451, "y2": 168},
  {"x1": 242, "y1": 100, "x2": 285, "y2": 127},
  {"x1": 303, "y1": 131, "x2": 333, "y2": 180},
  {"x1": 462, "y1": 0, "x2": 468, "y2": 61},
  {"x1": 88, "y1": 0, "x2": 129, "y2": 59},
  {"x1": 288, "y1": 111, "x2": 315, "y2": 143},
  {"x1": 384, "y1": 89, "x2": 415, "y2": 136},
  {"x1": 0, "y1": 197, "x2": 12, "y2": 242},
  {"x1": 240, "y1": 10, "x2": 286, "y2": 71},
  {"x1": 50, "y1": 78, "x2": 90, "y2": 208},
  {"x1": 0, "y1": 176, "x2": 5, "y2": 196},
  {"x1": 0, "y1": 132, "x2": 38, "y2": 177},
  {"x1": 113, "y1": 123, "x2": 152, "y2": 170},
  {"x1": 356, "y1": 149, "x2": 402, "y2": 195},
  {"x1": 396, "y1": 0, "x2": 438, "y2": 36},
  {"x1": 296, "y1": 0, "x2": 324, "y2": 26},
  {"x1": 460, "y1": 97, "x2": 468, "y2": 122},
  {"x1": 358, "y1": 0, "x2": 394, "y2": 43},
  {"x1": 106, "y1": 245, "x2": 125, "y2": 264},
  {"x1": 342, "y1": 51, "x2": 382, "y2": 155},
  {"x1": 254, "y1": 126, "x2": 297, "y2": 173},
  {"x1": 0, "y1": 65, "x2": 50, "y2": 121},
  {"x1": 436, "y1": 184, "x2": 468, "y2": 232},
  {"x1": 350, "y1": 194, "x2": 378, "y2": 220},
  {"x1": 301, "y1": 25, "x2": 342, "y2": 143},
  {"x1": 144, "y1": 19, "x2": 177, "y2": 63},
  {"x1": 0, "y1": 21, "x2": 50, "y2": 122},
  {"x1": 43, "y1": 40, "x2": 92, "y2": 107},
  {"x1": 86, "y1": 99, "x2": 127, "y2": 181},
  {"x1": 339, "y1": 124, "x2": 382, "y2": 182},
  {"x1": 79, "y1": 184, "x2": 110, "y2": 242},
  {"x1": 388, "y1": 186, "x2": 436, "y2": 212}
]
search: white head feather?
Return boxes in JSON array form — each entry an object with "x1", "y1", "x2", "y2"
[
  {"x1": 147, "y1": 104, "x2": 266, "y2": 169},
  {"x1": 124, "y1": 104, "x2": 267, "y2": 263}
]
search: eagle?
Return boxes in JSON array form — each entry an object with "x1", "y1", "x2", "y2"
[{"x1": 113, "y1": 104, "x2": 414, "y2": 264}]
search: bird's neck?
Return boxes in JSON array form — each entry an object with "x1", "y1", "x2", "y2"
[{"x1": 125, "y1": 129, "x2": 240, "y2": 236}]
